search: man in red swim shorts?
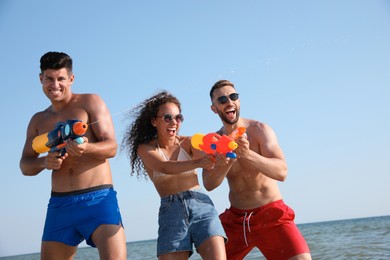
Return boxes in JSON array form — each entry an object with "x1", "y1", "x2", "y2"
[
  {"x1": 220, "y1": 200, "x2": 309, "y2": 259},
  {"x1": 203, "y1": 80, "x2": 311, "y2": 260}
]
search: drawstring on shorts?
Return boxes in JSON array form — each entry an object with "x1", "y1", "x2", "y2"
[{"x1": 243, "y1": 211, "x2": 254, "y2": 247}]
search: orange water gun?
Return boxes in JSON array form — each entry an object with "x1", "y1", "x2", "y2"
[
  {"x1": 191, "y1": 127, "x2": 246, "y2": 158},
  {"x1": 228, "y1": 127, "x2": 246, "y2": 140},
  {"x1": 32, "y1": 119, "x2": 88, "y2": 156}
]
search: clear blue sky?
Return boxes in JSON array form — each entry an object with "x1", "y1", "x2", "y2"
[{"x1": 1, "y1": 0, "x2": 389, "y2": 257}]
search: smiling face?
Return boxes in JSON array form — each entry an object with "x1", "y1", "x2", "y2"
[
  {"x1": 211, "y1": 85, "x2": 240, "y2": 125},
  {"x1": 152, "y1": 102, "x2": 183, "y2": 139},
  {"x1": 40, "y1": 68, "x2": 74, "y2": 103}
]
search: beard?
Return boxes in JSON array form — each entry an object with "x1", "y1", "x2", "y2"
[{"x1": 218, "y1": 109, "x2": 240, "y2": 125}]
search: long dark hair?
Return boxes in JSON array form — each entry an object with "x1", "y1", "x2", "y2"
[{"x1": 122, "y1": 91, "x2": 181, "y2": 178}]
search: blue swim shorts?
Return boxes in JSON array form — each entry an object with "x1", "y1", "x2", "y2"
[
  {"x1": 157, "y1": 190, "x2": 227, "y2": 257},
  {"x1": 42, "y1": 184, "x2": 123, "y2": 247}
]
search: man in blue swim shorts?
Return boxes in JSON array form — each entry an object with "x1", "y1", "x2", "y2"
[
  {"x1": 20, "y1": 52, "x2": 126, "y2": 259},
  {"x1": 43, "y1": 185, "x2": 123, "y2": 247}
]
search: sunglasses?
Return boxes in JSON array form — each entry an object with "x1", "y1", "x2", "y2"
[
  {"x1": 160, "y1": 113, "x2": 184, "y2": 123},
  {"x1": 217, "y1": 93, "x2": 239, "y2": 104}
]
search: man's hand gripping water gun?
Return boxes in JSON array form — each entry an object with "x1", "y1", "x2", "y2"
[
  {"x1": 191, "y1": 127, "x2": 246, "y2": 159},
  {"x1": 32, "y1": 119, "x2": 88, "y2": 156}
]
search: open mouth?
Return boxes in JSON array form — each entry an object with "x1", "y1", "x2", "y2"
[
  {"x1": 225, "y1": 108, "x2": 236, "y2": 119},
  {"x1": 167, "y1": 128, "x2": 177, "y2": 135}
]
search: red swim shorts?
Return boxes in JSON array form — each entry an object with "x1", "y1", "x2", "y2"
[{"x1": 220, "y1": 200, "x2": 310, "y2": 260}]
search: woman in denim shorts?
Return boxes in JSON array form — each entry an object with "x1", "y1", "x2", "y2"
[{"x1": 123, "y1": 91, "x2": 227, "y2": 259}]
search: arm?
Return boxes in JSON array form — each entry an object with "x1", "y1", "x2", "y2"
[
  {"x1": 20, "y1": 114, "x2": 67, "y2": 176},
  {"x1": 202, "y1": 153, "x2": 235, "y2": 191},
  {"x1": 67, "y1": 94, "x2": 117, "y2": 160},
  {"x1": 137, "y1": 142, "x2": 214, "y2": 175},
  {"x1": 235, "y1": 122, "x2": 287, "y2": 181},
  {"x1": 194, "y1": 131, "x2": 237, "y2": 191}
]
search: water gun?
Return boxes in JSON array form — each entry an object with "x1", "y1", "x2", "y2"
[
  {"x1": 228, "y1": 127, "x2": 247, "y2": 140},
  {"x1": 32, "y1": 119, "x2": 88, "y2": 156},
  {"x1": 191, "y1": 127, "x2": 246, "y2": 159}
]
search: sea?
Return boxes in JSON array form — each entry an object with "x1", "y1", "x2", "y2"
[{"x1": 2, "y1": 215, "x2": 389, "y2": 259}]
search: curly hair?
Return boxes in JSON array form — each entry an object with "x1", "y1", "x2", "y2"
[{"x1": 122, "y1": 91, "x2": 182, "y2": 179}]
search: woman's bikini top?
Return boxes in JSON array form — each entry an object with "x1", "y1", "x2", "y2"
[{"x1": 153, "y1": 140, "x2": 197, "y2": 178}]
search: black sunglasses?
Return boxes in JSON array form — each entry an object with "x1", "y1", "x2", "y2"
[
  {"x1": 160, "y1": 113, "x2": 184, "y2": 123},
  {"x1": 217, "y1": 93, "x2": 239, "y2": 104}
]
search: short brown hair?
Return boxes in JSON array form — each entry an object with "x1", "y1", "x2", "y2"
[{"x1": 210, "y1": 80, "x2": 235, "y2": 99}]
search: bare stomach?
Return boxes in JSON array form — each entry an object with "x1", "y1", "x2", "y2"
[
  {"x1": 229, "y1": 189, "x2": 283, "y2": 209},
  {"x1": 151, "y1": 173, "x2": 200, "y2": 198},
  {"x1": 227, "y1": 177, "x2": 283, "y2": 209},
  {"x1": 51, "y1": 159, "x2": 113, "y2": 192}
]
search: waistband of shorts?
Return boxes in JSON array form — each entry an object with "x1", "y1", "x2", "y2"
[
  {"x1": 229, "y1": 199, "x2": 284, "y2": 215},
  {"x1": 51, "y1": 184, "x2": 114, "y2": 197},
  {"x1": 161, "y1": 188, "x2": 202, "y2": 202}
]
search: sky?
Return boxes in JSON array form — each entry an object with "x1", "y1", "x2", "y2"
[{"x1": 1, "y1": 0, "x2": 389, "y2": 257}]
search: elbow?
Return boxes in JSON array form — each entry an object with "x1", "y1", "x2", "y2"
[
  {"x1": 277, "y1": 166, "x2": 288, "y2": 182},
  {"x1": 20, "y1": 168, "x2": 31, "y2": 176},
  {"x1": 20, "y1": 161, "x2": 29, "y2": 176},
  {"x1": 21, "y1": 171, "x2": 35, "y2": 176},
  {"x1": 20, "y1": 164, "x2": 37, "y2": 177},
  {"x1": 203, "y1": 180, "x2": 217, "y2": 192},
  {"x1": 204, "y1": 184, "x2": 215, "y2": 192},
  {"x1": 278, "y1": 174, "x2": 287, "y2": 182},
  {"x1": 107, "y1": 143, "x2": 118, "y2": 158},
  {"x1": 19, "y1": 156, "x2": 43, "y2": 176},
  {"x1": 108, "y1": 149, "x2": 117, "y2": 158}
]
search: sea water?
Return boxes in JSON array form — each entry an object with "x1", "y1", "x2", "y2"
[{"x1": 2, "y1": 215, "x2": 389, "y2": 259}]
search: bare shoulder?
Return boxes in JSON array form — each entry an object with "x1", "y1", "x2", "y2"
[
  {"x1": 28, "y1": 108, "x2": 55, "y2": 131},
  {"x1": 245, "y1": 118, "x2": 268, "y2": 129},
  {"x1": 75, "y1": 93, "x2": 109, "y2": 120},
  {"x1": 25, "y1": 112, "x2": 42, "y2": 134},
  {"x1": 137, "y1": 141, "x2": 156, "y2": 154},
  {"x1": 177, "y1": 135, "x2": 196, "y2": 157},
  {"x1": 244, "y1": 119, "x2": 277, "y2": 142},
  {"x1": 30, "y1": 110, "x2": 47, "y2": 122},
  {"x1": 246, "y1": 119, "x2": 270, "y2": 133},
  {"x1": 177, "y1": 135, "x2": 191, "y2": 147},
  {"x1": 75, "y1": 93, "x2": 104, "y2": 104}
]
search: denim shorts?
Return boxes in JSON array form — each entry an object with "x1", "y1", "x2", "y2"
[
  {"x1": 42, "y1": 185, "x2": 123, "y2": 247},
  {"x1": 157, "y1": 190, "x2": 227, "y2": 257}
]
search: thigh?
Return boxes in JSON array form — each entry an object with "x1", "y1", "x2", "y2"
[
  {"x1": 257, "y1": 223, "x2": 310, "y2": 259},
  {"x1": 197, "y1": 236, "x2": 226, "y2": 260},
  {"x1": 220, "y1": 209, "x2": 254, "y2": 259},
  {"x1": 91, "y1": 224, "x2": 127, "y2": 260},
  {"x1": 158, "y1": 251, "x2": 190, "y2": 260},
  {"x1": 190, "y1": 192, "x2": 226, "y2": 248},
  {"x1": 253, "y1": 202, "x2": 310, "y2": 259},
  {"x1": 76, "y1": 188, "x2": 123, "y2": 246},
  {"x1": 43, "y1": 196, "x2": 83, "y2": 246},
  {"x1": 157, "y1": 199, "x2": 192, "y2": 256},
  {"x1": 41, "y1": 241, "x2": 77, "y2": 260}
]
